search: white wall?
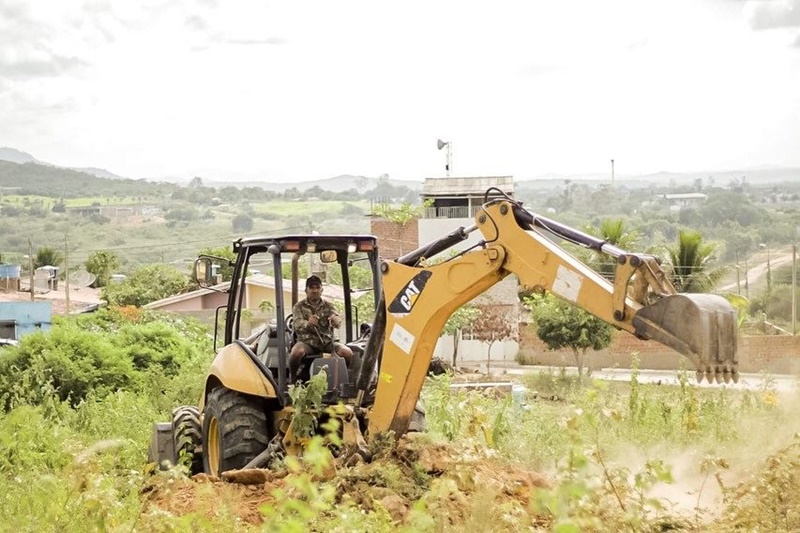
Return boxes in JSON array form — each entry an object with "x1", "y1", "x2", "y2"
[
  {"x1": 433, "y1": 335, "x2": 519, "y2": 364},
  {"x1": 418, "y1": 217, "x2": 485, "y2": 258}
]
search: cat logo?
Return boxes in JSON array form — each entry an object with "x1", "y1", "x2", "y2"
[{"x1": 388, "y1": 271, "x2": 432, "y2": 314}]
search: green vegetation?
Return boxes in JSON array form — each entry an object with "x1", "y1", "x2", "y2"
[
  {"x1": 524, "y1": 293, "x2": 614, "y2": 376},
  {"x1": 422, "y1": 369, "x2": 800, "y2": 531},
  {"x1": 370, "y1": 199, "x2": 433, "y2": 225},
  {"x1": 667, "y1": 230, "x2": 729, "y2": 293},
  {"x1": 0, "y1": 307, "x2": 211, "y2": 530},
  {"x1": 85, "y1": 250, "x2": 121, "y2": 287},
  {"x1": 101, "y1": 264, "x2": 189, "y2": 307},
  {"x1": 34, "y1": 246, "x2": 63, "y2": 269},
  {"x1": 2, "y1": 158, "x2": 797, "y2": 327},
  {"x1": 443, "y1": 305, "x2": 481, "y2": 366},
  {"x1": 0, "y1": 307, "x2": 797, "y2": 530}
]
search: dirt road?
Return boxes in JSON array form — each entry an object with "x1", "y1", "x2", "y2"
[{"x1": 718, "y1": 246, "x2": 796, "y2": 292}]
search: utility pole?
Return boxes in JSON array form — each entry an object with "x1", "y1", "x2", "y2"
[
  {"x1": 744, "y1": 257, "x2": 749, "y2": 299},
  {"x1": 793, "y1": 242, "x2": 797, "y2": 336},
  {"x1": 735, "y1": 250, "x2": 741, "y2": 295},
  {"x1": 64, "y1": 235, "x2": 70, "y2": 314},
  {"x1": 610, "y1": 159, "x2": 615, "y2": 185},
  {"x1": 27, "y1": 239, "x2": 34, "y2": 301}
]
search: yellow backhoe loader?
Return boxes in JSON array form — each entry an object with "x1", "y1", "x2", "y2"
[{"x1": 149, "y1": 189, "x2": 738, "y2": 476}]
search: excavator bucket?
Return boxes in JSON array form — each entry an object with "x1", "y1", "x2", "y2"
[{"x1": 632, "y1": 294, "x2": 738, "y2": 383}]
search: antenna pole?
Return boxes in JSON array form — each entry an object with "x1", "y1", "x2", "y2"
[{"x1": 446, "y1": 143, "x2": 452, "y2": 177}]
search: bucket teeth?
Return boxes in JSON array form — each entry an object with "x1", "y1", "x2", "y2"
[{"x1": 696, "y1": 364, "x2": 738, "y2": 384}]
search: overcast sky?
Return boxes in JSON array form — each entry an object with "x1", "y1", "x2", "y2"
[{"x1": 1, "y1": 0, "x2": 799, "y2": 183}]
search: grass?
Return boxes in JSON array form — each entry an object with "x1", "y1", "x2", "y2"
[
  {"x1": 421, "y1": 368, "x2": 800, "y2": 531},
  {"x1": 249, "y1": 199, "x2": 371, "y2": 217},
  {"x1": 1, "y1": 331, "x2": 799, "y2": 531},
  {"x1": 0, "y1": 201, "x2": 372, "y2": 268}
]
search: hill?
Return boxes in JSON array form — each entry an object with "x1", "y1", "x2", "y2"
[
  {"x1": 202, "y1": 174, "x2": 421, "y2": 193},
  {"x1": 516, "y1": 167, "x2": 800, "y2": 189},
  {"x1": 0, "y1": 160, "x2": 176, "y2": 198},
  {"x1": 0, "y1": 147, "x2": 129, "y2": 181},
  {"x1": 2, "y1": 145, "x2": 798, "y2": 194},
  {"x1": 0, "y1": 147, "x2": 40, "y2": 165}
]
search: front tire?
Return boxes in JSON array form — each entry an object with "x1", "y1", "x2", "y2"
[
  {"x1": 202, "y1": 387, "x2": 270, "y2": 476},
  {"x1": 172, "y1": 405, "x2": 203, "y2": 475}
]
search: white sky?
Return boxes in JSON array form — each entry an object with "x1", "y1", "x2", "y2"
[{"x1": 1, "y1": 0, "x2": 799, "y2": 182}]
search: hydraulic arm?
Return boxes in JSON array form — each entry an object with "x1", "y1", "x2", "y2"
[{"x1": 364, "y1": 197, "x2": 738, "y2": 437}]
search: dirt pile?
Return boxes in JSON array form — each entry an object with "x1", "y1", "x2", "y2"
[{"x1": 143, "y1": 433, "x2": 549, "y2": 527}]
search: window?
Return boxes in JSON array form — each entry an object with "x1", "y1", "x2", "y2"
[{"x1": 0, "y1": 320, "x2": 17, "y2": 341}]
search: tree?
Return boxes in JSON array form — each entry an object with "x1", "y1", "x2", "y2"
[
  {"x1": 666, "y1": 230, "x2": 729, "y2": 293},
  {"x1": 524, "y1": 293, "x2": 613, "y2": 376},
  {"x1": 101, "y1": 264, "x2": 188, "y2": 307},
  {"x1": 442, "y1": 305, "x2": 481, "y2": 366},
  {"x1": 697, "y1": 191, "x2": 763, "y2": 228},
  {"x1": 469, "y1": 305, "x2": 518, "y2": 374},
  {"x1": 85, "y1": 250, "x2": 121, "y2": 287},
  {"x1": 582, "y1": 218, "x2": 639, "y2": 281},
  {"x1": 199, "y1": 246, "x2": 236, "y2": 282},
  {"x1": 371, "y1": 200, "x2": 432, "y2": 226},
  {"x1": 232, "y1": 213, "x2": 254, "y2": 232},
  {"x1": 325, "y1": 262, "x2": 373, "y2": 290},
  {"x1": 34, "y1": 246, "x2": 63, "y2": 268},
  {"x1": 352, "y1": 292, "x2": 376, "y2": 327}
]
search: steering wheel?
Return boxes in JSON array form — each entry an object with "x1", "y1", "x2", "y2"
[{"x1": 285, "y1": 314, "x2": 295, "y2": 343}]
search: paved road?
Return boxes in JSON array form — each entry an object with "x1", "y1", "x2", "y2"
[{"x1": 462, "y1": 362, "x2": 799, "y2": 393}]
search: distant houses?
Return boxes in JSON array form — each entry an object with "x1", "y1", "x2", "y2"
[{"x1": 658, "y1": 192, "x2": 708, "y2": 211}]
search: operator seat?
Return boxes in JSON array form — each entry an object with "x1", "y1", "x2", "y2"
[{"x1": 255, "y1": 319, "x2": 290, "y2": 378}]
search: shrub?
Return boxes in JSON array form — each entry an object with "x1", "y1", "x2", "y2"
[
  {"x1": 101, "y1": 264, "x2": 188, "y2": 307},
  {"x1": 0, "y1": 310, "x2": 210, "y2": 411},
  {"x1": 113, "y1": 321, "x2": 200, "y2": 376},
  {"x1": 0, "y1": 325, "x2": 138, "y2": 408}
]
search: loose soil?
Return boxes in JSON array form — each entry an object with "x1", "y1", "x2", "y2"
[{"x1": 142, "y1": 433, "x2": 550, "y2": 527}]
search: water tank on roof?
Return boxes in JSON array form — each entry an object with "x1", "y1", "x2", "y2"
[{"x1": 0, "y1": 264, "x2": 21, "y2": 278}]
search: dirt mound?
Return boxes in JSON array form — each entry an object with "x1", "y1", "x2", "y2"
[{"x1": 143, "y1": 433, "x2": 549, "y2": 527}]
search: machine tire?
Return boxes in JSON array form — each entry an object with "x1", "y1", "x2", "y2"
[
  {"x1": 408, "y1": 401, "x2": 427, "y2": 433},
  {"x1": 172, "y1": 405, "x2": 203, "y2": 475},
  {"x1": 202, "y1": 387, "x2": 270, "y2": 476}
]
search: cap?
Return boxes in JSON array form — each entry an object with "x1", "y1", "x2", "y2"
[{"x1": 305, "y1": 275, "x2": 322, "y2": 289}]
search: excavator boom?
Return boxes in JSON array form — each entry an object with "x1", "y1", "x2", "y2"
[{"x1": 365, "y1": 197, "x2": 738, "y2": 437}]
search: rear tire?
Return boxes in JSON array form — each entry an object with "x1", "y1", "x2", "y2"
[
  {"x1": 202, "y1": 387, "x2": 270, "y2": 476},
  {"x1": 172, "y1": 405, "x2": 203, "y2": 475}
]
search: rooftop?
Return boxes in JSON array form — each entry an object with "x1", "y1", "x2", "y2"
[
  {"x1": 0, "y1": 285, "x2": 102, "y2": 315},
  {"x1": 422, "y1": 176, "x2": 514, "y2": 196}
]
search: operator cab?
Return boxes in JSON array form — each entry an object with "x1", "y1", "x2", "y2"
[{"x1": 194, "y1": 234, "x2": 381, "y2": 404}]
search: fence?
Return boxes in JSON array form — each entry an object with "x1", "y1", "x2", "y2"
[{"x1": 518, "y1": 325, "x2": 800, "y2": 375}]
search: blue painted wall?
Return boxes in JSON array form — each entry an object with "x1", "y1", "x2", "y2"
[{"x1": 0, "y1": 302, "x2": 52, "y2": 340}]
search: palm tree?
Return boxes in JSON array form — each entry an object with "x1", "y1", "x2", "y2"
[
  {"x1": 667, "y1": 230, "x2": 729, "y2": 293},
  {"x1": 582, "y1": 218, "x2": 640, "y2": 281},
  {"x1": 34, "y1": 246, "x2": 63, "y2": 268}
]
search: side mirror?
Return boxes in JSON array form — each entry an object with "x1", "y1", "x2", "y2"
[
  {"x1": 320, "y1": 250, "x2": 338, "y2": 263},
  {"x1": 193, "y1": 257, "x2": 215, "y2": 287}
]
